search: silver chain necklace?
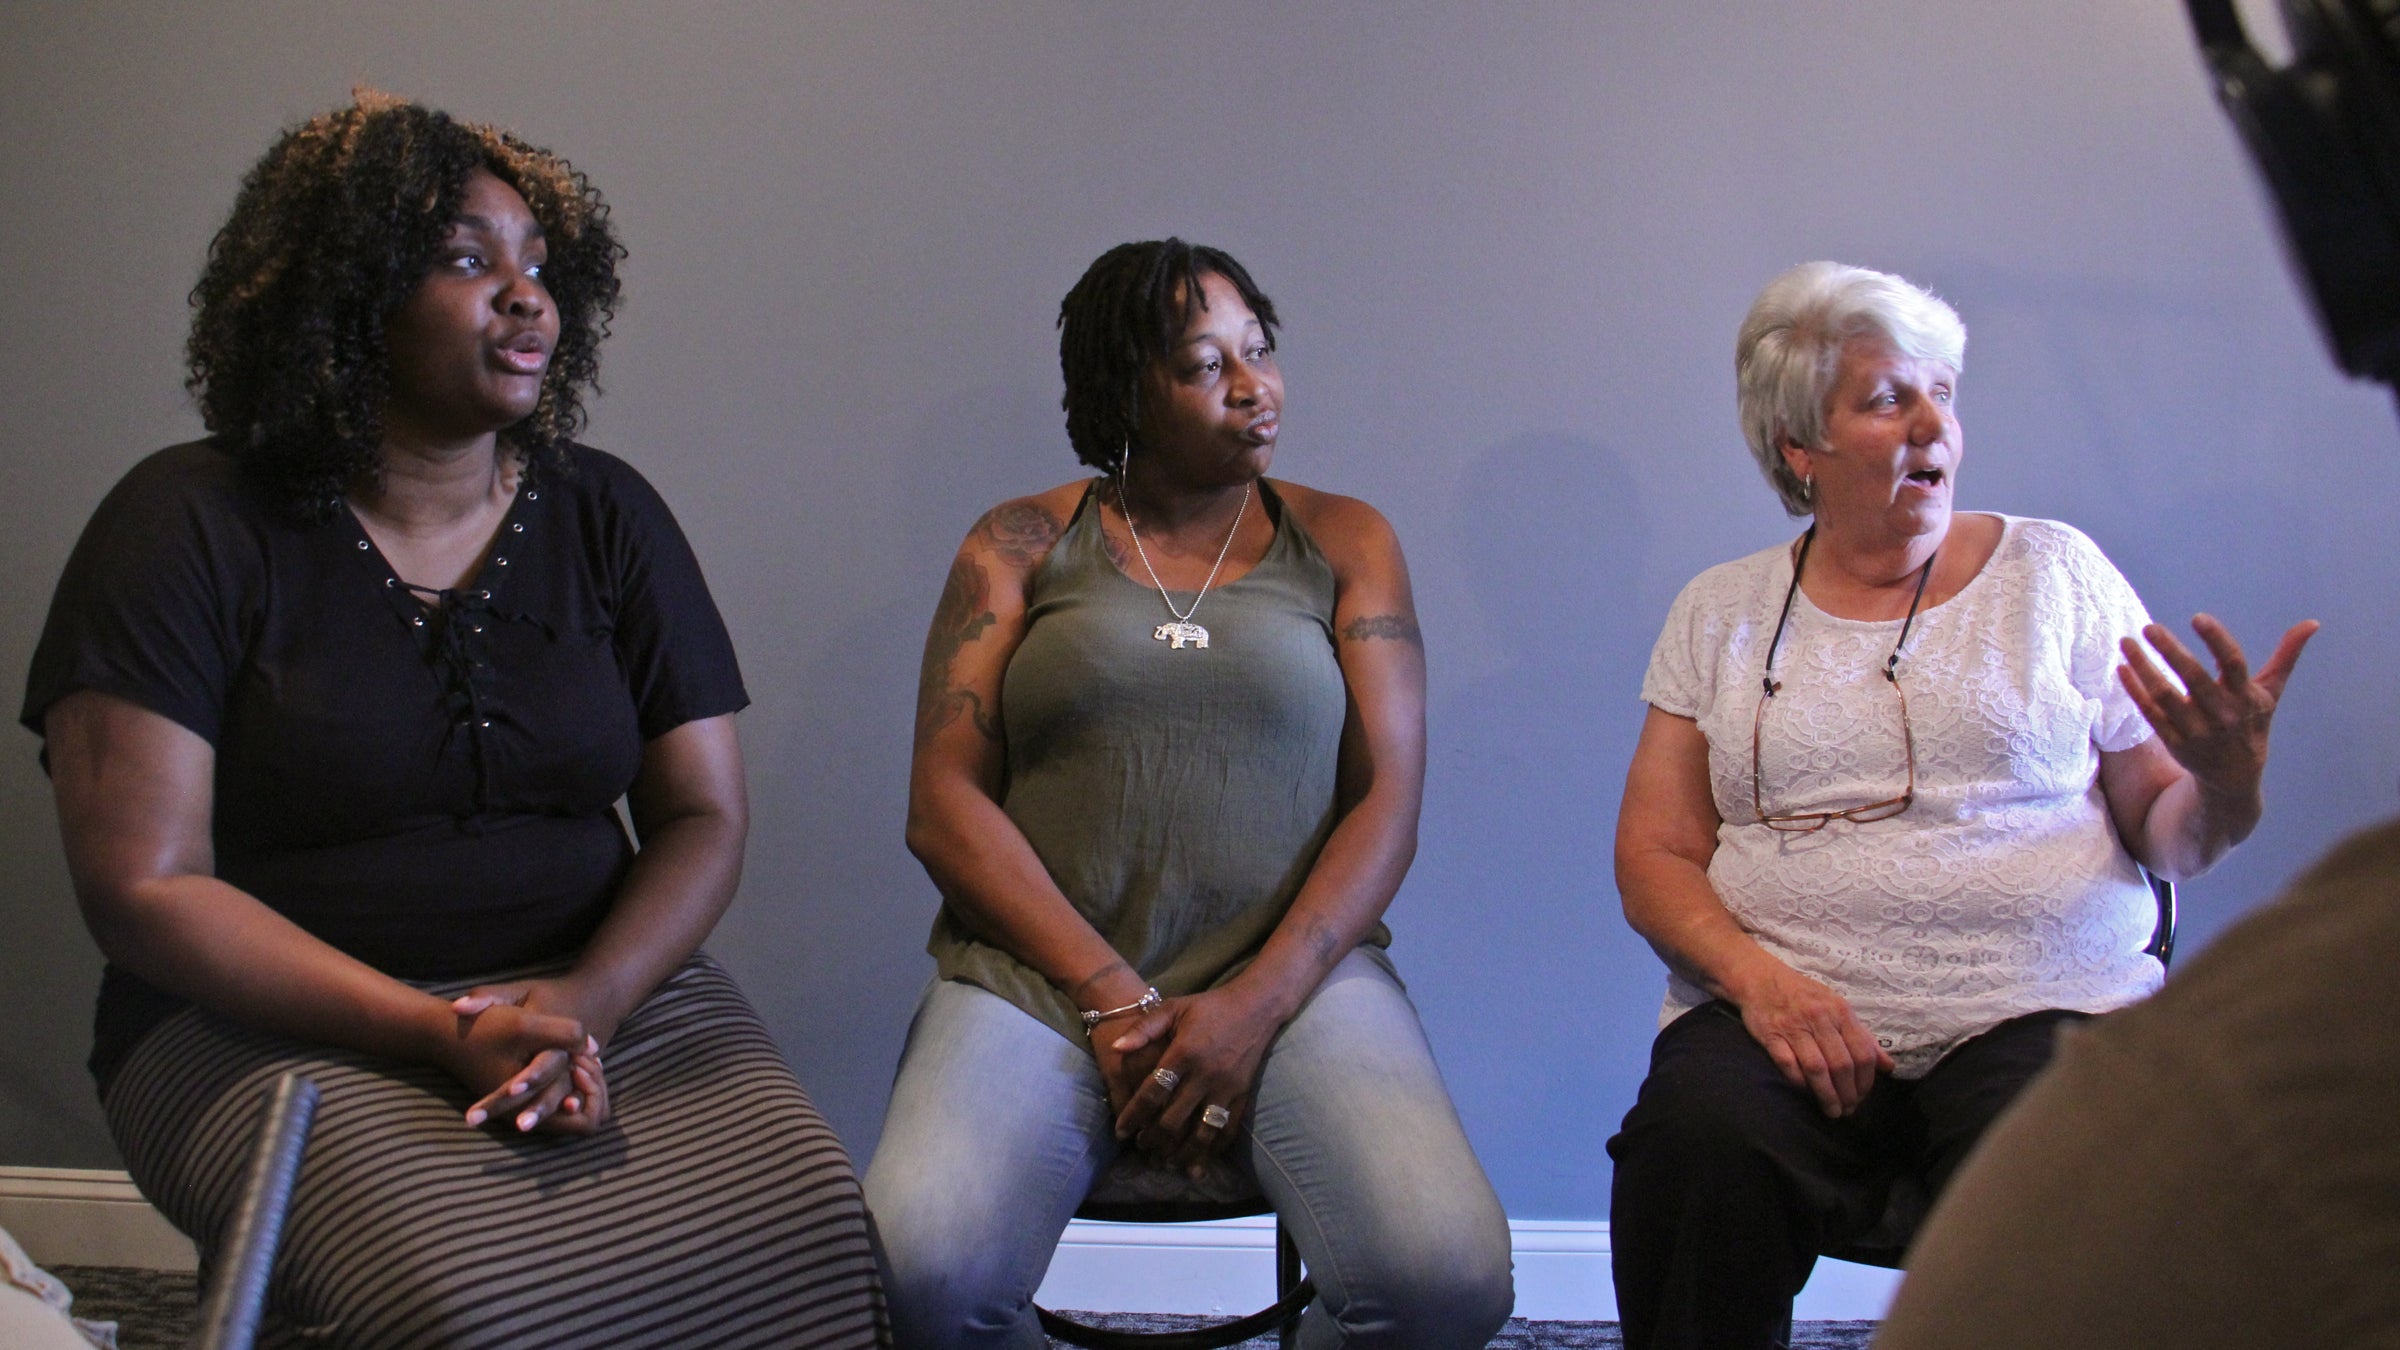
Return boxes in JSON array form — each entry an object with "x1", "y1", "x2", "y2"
[{"x1": 1117, "y1": 474, "x2": 1250, "y2": 651}]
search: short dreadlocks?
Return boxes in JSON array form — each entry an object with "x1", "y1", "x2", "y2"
[{"x1": 1056, "y1": 239, "x2": 1280, "y2": 473}]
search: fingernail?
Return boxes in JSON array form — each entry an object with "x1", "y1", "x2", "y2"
[
  {"x1": 586, "y1": 1035, "x2": 599, "y2": 1054},
  {"x1": 563, "y1": 1096, "x2": 581, "y2": 1114},
  {"x1": 465, "y1": 1108, "x2": 486, "y2": 1127},
  {"x1": 517, "y1": 1110, "x2": 539, "y2": 1132}
]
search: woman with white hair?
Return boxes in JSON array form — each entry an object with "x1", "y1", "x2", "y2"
[{"x1": 1605, "y1": 261, "x2": 2316, "y2": 1350}]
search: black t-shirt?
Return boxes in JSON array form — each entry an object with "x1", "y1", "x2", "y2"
[{"x1": 22, "y1": 441, "x2": 748, "y2": 1087}]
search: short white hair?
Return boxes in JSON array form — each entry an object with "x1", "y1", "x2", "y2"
[{"x1": 1736, "y1": 262, "x2": 1967, "y2": 516}]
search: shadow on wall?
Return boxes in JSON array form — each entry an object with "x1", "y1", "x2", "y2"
[
  {"x1": 711, "y1": 381, "x2": 1062, "y2": 1161},
  {"x1": 1412, "y1": 430, "x2": 1663, "y2": 1217},
  {"x1": 0, "y1": 768, "x2": 118, "y2": 1169}
]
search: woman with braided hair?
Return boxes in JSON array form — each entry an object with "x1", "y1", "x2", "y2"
[
  {"x1": 863, "y1": 238, "x2": 1513, "y2": 1348},
  {"x1": 22, "y1": 94, "x2": 885, "y2": 1347}
]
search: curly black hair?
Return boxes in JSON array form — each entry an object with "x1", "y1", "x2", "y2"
[
  {"x1": 186, "y1": 91, "x2": 624, "y2": 518},
  {"x1": 1056, "y1": 238, "x2": 1280, "y2": 473}
]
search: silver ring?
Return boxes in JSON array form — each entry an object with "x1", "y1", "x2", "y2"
[
  {"x1": 1200, "y1": 1104, "x2": 1232, "y2": 1130},
  {"x1": 1150, "y1": 1067, "x2": 1181, "y2": 1092}
]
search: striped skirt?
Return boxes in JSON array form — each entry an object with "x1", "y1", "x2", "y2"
[{"x1": 104, "y1": 953, "x2": 888, "y2": 1348}]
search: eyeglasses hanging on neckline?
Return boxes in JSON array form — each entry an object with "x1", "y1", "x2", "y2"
[{"x1": 1750, "y1": 526, "x2": 1934, "y2": 833}]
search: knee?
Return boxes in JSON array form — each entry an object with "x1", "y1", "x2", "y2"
[
  {"x1": 1612, "y1": 1065, "x2": 1804, "y2": 1188},
  {"x1": 866, "y1": 1162, "x2": 1056, "y2": 1349},
  {"x1": 872, "y1": 1213, "x2": 1031, "y2": 1350},
  {"x1": 1401, "y1": 1243, "x2": 1516, "y2": 1346},
  {"x1": 1320, "y1": 1214, "x2": 1515, "y2": 1347}
]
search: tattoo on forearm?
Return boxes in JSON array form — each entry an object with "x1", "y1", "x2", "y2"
[
  {"x1": 915, "y1": 555, "x2": 1000, "y2": 744},
  {"x1": 1340, "y1": 613, "x2": 1422, "y2": 646},
  {"x1": 978, "y1": 500, "x2": 1065, "y2": 569},
  {"x1": 1306, "y1": 921, "x2": 1344, "y2": 969},
  {"x1": 1069, "y1": 959, "x2": 1138, "y2": 1003}
]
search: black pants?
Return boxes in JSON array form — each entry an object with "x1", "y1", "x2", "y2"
[{"x1": 1606, "y1": 1001, "x2": 2086, "y2": 1350}]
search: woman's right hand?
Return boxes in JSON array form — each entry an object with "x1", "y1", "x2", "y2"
[
  {"x1": 1089, "y1": 1014, "x2": 1167, "y2": 1128},
  {"x1": 451, "y1": 979, "x2": 618, "y2": 1131},
  {"x1": 1732, "y1": 963, "x2": 1893, "y2": 1118},
  {"x1": 909, "y1": 493, "x2": 1211, "y2": 1123},
  {"x1": 1620, "y1": 705, "x2": 1892, "y2": 1118},
  {"x1": 441, "y1": 1000, "x2": 605, "y2": 1135},
  {"x1": 1101, "y1": 987, "x2": 1283, "y2": 1171},
  {"x1": 48, "y1": 690, "x2": 608, "y2": 1135}
]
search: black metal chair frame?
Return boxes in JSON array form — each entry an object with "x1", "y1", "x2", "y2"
[{"x1": 1034, "y1": 1194, "x2": 1312, "y2": 1350}]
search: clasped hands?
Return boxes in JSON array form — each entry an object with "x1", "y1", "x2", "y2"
[
  {"x1": 443, "y1": 977, "x2": 612, "y2": 1136},
  {"x1": 1092, "y1": 986, "x2": 1279, "y2": 1176}
]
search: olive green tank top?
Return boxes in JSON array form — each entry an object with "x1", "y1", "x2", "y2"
[{"x1": 927, "y1": 480, "x2": 1393, "y2": 1043}]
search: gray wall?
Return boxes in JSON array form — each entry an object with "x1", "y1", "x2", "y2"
[{"x1": 3, "y1": 2, "x2": 2391, "y2": 1220}]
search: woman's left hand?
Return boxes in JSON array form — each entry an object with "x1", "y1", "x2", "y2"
[
  {"x1": 2118, "y1": 614, "x2": 2317, "y2": 805},
  {"x1": 1105, "y1": 987, "x2": 1282, "y2": 1173},
  {"x1": 453, "y1": 978, "x2": 614, "y2": 1132}
]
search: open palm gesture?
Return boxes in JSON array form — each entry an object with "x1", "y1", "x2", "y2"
[{"x1": 2118, "y1": 613, "x2": 2318, "y2": 803}]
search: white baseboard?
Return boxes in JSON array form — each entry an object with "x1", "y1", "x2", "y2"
[
  {"x1": 1037, "y1": 1215, "x2": 1899, "y2": 1322},
  {"x1": 0, "y1": 1170, "x2": 1901, "y2": 1321},
  {"x1": 0, "y1": 1169, "x2": 196, "y2": 1272}
]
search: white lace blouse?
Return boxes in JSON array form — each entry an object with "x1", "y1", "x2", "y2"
[{"x1": 1640, "y1": 516, "x2": 2164, "y2": 1077}]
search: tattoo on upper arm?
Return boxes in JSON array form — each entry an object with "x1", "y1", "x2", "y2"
[
  {"x1": 916, "y1": 555, "x2": 1002, "y2": 745},
  {"x1": 977, "y1": 501, "x2": 1065, "y2": 569},
  {"x1": 1339, "y1": 613, "x2": 1422, "y2": 646}
]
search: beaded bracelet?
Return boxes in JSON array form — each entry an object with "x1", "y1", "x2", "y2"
[{"x1": 1080, "y1": 987, "x2": 1162, "y2": 1031}]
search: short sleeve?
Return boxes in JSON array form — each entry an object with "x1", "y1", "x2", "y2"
[
  {"x1": 582, "y1": 450, "x2": 748, "y2": 739},
  {"x1": 2043, "y1": 522, "x2": 2155, "y2": 754},
  {"x1": 21, "y1": 445, "x2": 260, "y2": 750},
  {"x1": 1641, "y1": 561, "x2": 1748, "y2": 721}
]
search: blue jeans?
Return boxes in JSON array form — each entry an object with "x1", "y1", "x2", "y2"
[{"x1": 863, "y1": 951, "x2": 1513, "y2": 1349}]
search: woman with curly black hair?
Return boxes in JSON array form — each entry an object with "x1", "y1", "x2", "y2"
[{"x1": 21, "y1": 94, "x2": 886, "y2": 1347}]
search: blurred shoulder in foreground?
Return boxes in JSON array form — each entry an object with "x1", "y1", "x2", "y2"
[{"x1": 1875, "y1": 816, "x2": 2400, "y2": 1349}]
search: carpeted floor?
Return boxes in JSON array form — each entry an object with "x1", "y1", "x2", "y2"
[
  {"x1": 50, "y1": 1267, "x2": 1880, "y2": 1347},
  {"x1": 51, "y1": 1266, "x2": 197, "y2": 1350},
  {"x1": 1055, "y1": 1311, "x2": 1881, "y2": 1348}
]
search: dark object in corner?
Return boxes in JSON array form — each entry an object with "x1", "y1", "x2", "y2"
[
  {"x1": 2187, "y1": 0, "x2": 2400, "y2": 384},
  {"x1": 192, "y1": 1073, "x2": 318, "y2": 1350}
]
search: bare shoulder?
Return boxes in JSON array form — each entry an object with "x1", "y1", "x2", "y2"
[
  {"x1": 962, "y1": 480, "x2": 1094, "y2": 571},
  {"x1": 1269, "y1": 480, "x2": 1404, "y2": 569},
  {"x1": 1274, "y1": 481, "x2": 1420, "y2": 647}
]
